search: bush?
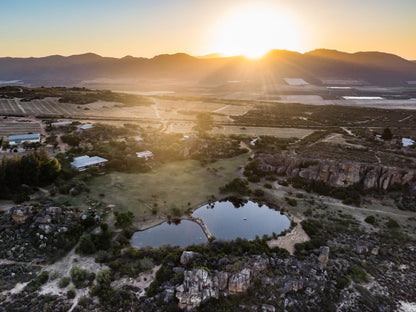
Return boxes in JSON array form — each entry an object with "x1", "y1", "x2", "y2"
[
  {"x1": 114, "y1": 211, "x2": 134, "y2": 228},
  {"x1": 219, "y1": 178, "x2": 251, "y2": 196},
  {"x1": 386, "y1": 218, "x2": 400, "y2": 229},
  {"x1": 67, "y1": 288, "x2": 76, "y2": 299},
  {"x1": 140, "y1": 257, "x2": 154, "y2": 271},
  {"x1": 285, "y1": 197, "x2": 297, "y2": 207},
  {"x1": 301, "y1": 219, "x2": 323, "y2": 236},
  {"x1": 70, "y1": 266, "x2": 88, "y2": 288},
  {"x1": 253, "y1": 189, "x2": 264, "y2": 197},
  {"x1": 264, "y1": 183, "x2": 272, "y2": 189},
  {"x1": 77, "y1": 234, "x2": 96, "y2": 255},
  {"x1": 58, "y1": 277, "x2": 70, "y2": 288},
  {"x1": 364, "y1": 215, "x2": 376, "y2": 225},
  {"x1": 347, "y1": 264, "x2": 370, "y2": 283}
]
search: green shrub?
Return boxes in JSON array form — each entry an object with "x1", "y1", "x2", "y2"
[
  {"x1": 58, "y1": 277, "x2": 70, "y2": 288},
  {"x1": 67, "y1": 288, "x2": 76, "y2": 299},
  {"x1": 364, "y1": 215, "x2": 376, "y2": 225},
  {"x1": 70, "y1": 266, "x2": 88, "y2": 288},
  {"x1": 285, "y1": 197, "x2": 297, "y2": 207},
  {"x1": 386, "y1": 218, "x2": 400, "y2": 229},
  {"x1": 219, "y1": 178, "x2": 251, "y2": 196},
  {"x1": 114, "y1": 211, "x2": 134, "y2": 228},
  {"x1": 253, "y1": 189, "x2": 264, "y2": 197},
  {"x1": 347, "y1": 264, "x2": 370, "y2": 283}
]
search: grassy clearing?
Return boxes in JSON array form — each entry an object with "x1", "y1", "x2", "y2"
[{"x1": 73, "y1": 154, "x2": 248, "y2": 220}]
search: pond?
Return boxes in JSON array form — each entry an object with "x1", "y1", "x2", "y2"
[
  {"x1": 130, "y1": 200, "x2": 291, "y2": 248},
  {"x1": 130, "y1": 220, "x2": 207, "y2": 248},
  {"x1": 192, "y1": 200, "x2": 290, "y2": 241}
]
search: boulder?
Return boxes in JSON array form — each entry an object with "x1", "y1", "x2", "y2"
[
  {"x1": 262, "y1": 304, "x2": 276, "y2": 312},
  {"x1": 180, "y1": 251, "x2": 202, "y2": 265},
  {"x1": 228, "y1": 268, "x2": 251, "y2": 294},
  {"x1": 318, "y1": 246, "x2": 330, "y2": 267}
]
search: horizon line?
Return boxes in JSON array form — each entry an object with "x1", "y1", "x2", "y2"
[{"x1": 0, "y1": 48, "x2": 414, "y2": 61}]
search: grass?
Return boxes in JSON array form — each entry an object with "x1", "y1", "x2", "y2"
[{"x1": 73, "y1": 154, "x2": 248, "y2": 219}]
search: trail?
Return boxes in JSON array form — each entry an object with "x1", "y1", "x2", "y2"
[{"x1": 212, "y1": 105, "x2": 230, "y2": 113}]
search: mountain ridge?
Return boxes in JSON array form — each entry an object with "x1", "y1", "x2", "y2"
[{"x1": 0, "y1": 49, "x2": 415, "y2": 86}]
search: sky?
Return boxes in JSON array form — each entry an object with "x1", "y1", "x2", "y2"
[{"x1": 0, "y1": 0, "x2": 415, "y2": 59}]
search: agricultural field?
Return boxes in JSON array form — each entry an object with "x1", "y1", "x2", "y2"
[
  {"x1": 0, "y1": 118, "x2": 41, "y2": 136},
  {"x1": 0, "y1": 97, "x2": 159, "y2": 120},
  {"x1": 69, "y1": 154, "x2": 249, "y2": 224},
  {"x1": 211, "y1": 126, "x2": 313, "y2": 137}
]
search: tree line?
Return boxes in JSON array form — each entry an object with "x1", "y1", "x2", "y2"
[{"x1": 0, "y1": 149, "x2": 61, "y2": 200}]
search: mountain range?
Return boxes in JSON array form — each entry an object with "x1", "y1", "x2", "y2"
[{"x1": 0, "y1": 49, "x2": 415, "y2": 86}]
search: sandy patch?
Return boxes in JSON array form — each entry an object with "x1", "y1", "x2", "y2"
[
  {"x1": 111, "y1": 264, "x2": 161, "y2": 297},
  {"x1": 267, "y1": 216, "x2": 310, "y2": 255},
  {"x1": 39, "y1": 247, "x2": 109, "y2": 296}
]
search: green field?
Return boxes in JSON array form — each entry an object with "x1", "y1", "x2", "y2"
[{"x1": 75, "y1": 154, "x2": 248, "y2": 220}]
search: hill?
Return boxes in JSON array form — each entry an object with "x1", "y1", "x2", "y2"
[{"x1": 0, "y1": 49, "x2": 415, "y2": 86}]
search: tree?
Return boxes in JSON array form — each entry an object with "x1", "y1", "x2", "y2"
[
  {"x1": 381, "y1": 127, "x2": 393, "y2": 140},
  {"x1": 114, "y1": 211, "x2": 134, "y2": 228},
  {"x1": 193, "y1": 113, "x2": 214, "y2": 134},
  {"x1": 40, "y1": 158, "x2": 61, "y2": 185},
  {"x1": 78, "y1": 234, "x2": 96, "y2": 255},
  {"x1": 20, "y1": 153, "x2": 40, "y2": 186}
]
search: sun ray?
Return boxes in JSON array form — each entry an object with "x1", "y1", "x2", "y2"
[{"x1": 214, "y1": 5, "x2": 301, "y2": 59}]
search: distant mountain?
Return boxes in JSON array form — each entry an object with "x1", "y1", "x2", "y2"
[
  {"x1": 0, "y1": 49, "x2": 415, "y2": 86},
  {"x1": 197, "y1": 53, "x2": 224, "y2": 59}
]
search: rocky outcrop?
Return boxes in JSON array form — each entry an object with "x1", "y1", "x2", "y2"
[
  {"x1": 176, "y1": 256, "x2": 268, "y2": 311},
  {"x1": 318, "y1": 246, "x2": 330, "y2": 267},
  {"x1": 256, "y1": 154, "x2": 416, "y2": 190},
  {"x1": 228, "y1": 268, "x2": 251, "y2": 294},
  {"x1": 180, "y1": 251, "x2": 202, "y2": 265}
]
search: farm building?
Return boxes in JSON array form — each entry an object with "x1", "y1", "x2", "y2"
[
  {"x1": 51, "y1": 121, "x2": 72, "y2": 127},
  {"x1": 70, "y1": 155, "x2": 108, "y2": 172},
  {"x1": 77, "y1": 124, "x2": 93, "y2": 131},
  {"x1": 8, "y1": 133, "x2": 40, "y2": 145},
  {"x1": 136, "y1": 151, "x2": 153, "y2": 160}
]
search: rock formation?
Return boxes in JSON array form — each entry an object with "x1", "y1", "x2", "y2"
[
  {"x1": 176, "y1": 255, "x2": 268, "y2": 310},
  {"x1": 256, "y1": 154, "x2": 416, "y2": 191}
]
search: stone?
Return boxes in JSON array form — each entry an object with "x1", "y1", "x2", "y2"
[
  {"x1": 262, "y1": 304, "x2": 276, "y2": 312},
  {"x1": 173, "y1": 267, "x2": 185, "y2": 274},
  {"x1": 11, "y1": 209, "x2": 29, "y2": 225},
  {"x1": 228, "y1": 268, "x2": 251, "y2": 294},
  {"x1": 318, "y1": 246, "x2": 330, "y2": 267},
  {"x1": 180, "y1": 251, "x2": 202, "y2": 265},
  {"x1": 256, "y1": 154, "x2": 416, "y2": 191}
]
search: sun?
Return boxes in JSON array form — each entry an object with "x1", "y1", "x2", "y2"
[{"x1": 215, "y1": 5, "x2": 301, "y2": 59}]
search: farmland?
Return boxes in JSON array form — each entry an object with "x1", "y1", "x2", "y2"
[{"x1": 0, "y1": 118, "x2": 41, "y2": 136}]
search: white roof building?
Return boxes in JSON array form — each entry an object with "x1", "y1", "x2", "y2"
[
  {"x1": 8, "y1": 133, "x2": 40, "y2": 145},
  {"x1": 51, "y1": 121, "x2": 72, "y2": 127},
  {"x1": 136, "y1": 151, "x2": 153, "y2": 160},
  {"x1": 71, "y1": 155, "x2": 108, "y2": 171},
  {"x1": 76, "y1": 124, "x2": 93, "y2": 131}
]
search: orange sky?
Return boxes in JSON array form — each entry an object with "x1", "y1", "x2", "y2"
[{"x1": 0, "y1": 0, "x2": 415, "y2": 60}]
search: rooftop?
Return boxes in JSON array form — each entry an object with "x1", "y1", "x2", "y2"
[
  {"x1": 8, "y1": 133, "x2": 40, "y2": 141},
  {"x1": 136, "y1": 151, "x2": 153, "y2": 159},
  {"x1": 77, "y1": 124, "x2": 93, "y2": 130},
  {"x1": 71, "y1": 155, "x2": 108, "y2": 169}
]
